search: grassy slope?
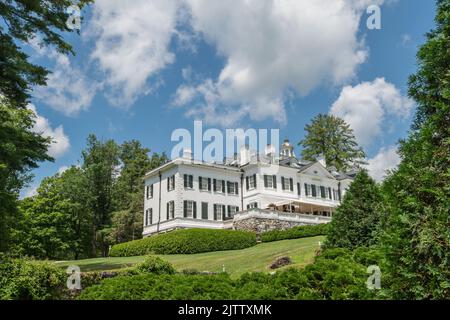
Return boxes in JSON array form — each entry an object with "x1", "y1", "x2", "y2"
[{"x1": 55, "y1": 236, "x2": 324, "y2": 278}]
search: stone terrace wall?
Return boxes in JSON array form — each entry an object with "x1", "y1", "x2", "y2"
[{"x1": 232, "y1": 209, "x2": 330, "y2": 234}]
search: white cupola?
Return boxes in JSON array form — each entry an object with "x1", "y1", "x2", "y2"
[{"x1": 280, "y1": 138, "x2": 295, "y2": 159}]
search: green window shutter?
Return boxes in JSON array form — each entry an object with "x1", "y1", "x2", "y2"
[
  {"x1": 304, "y1": 183, "x2": 308, "y2": 196},
  {"x1": 189, "y1": 175, "x2": 193, "y2": 188},
  {"x1": 227, "y1": 181, "x2": 230, "y2": 193},
  {"x1": 297, "y1": 183, "x2": 301, "y2": 196},
  {"x1": 213, "y1": 179, "x2": 217, "y2": 191},
  {"x1": 222, "y1": 180, "x2": 225, "y2": 193},
  {"x1": 281, "y1": 177, "x2": 285, "y2": 190},
  {"x1": 222, "y1": 205, "x2": 226, "y2": 220},
  {"x1": 213, "y1": 204, "x2": 217, "y2": 220},
  {"x1": 167, "y1": 202, "x2": 169, "y2": 220},
  {"x1": 290, "y1": 178, "x2": 294, "y2": 191},
  {"x1": 312, "y1": 185, "x2": 317, "y2": 197},
  {"x1": 273, "y1": 175, "x2": 277, "y2": 189},
  {"x1": 235, "y1": 182, "x2": 239, "y2": 195},
  {"x1": 253, "y1": 174, "x2": 257, "y2": 187},
  {"x1": 246, "y1": 176, "x2": 249, "y2": 190},
  {"x1": 208, "y1": 178, "x2": 211, "y2": 191},
  {"x1": 167, "y1": 177, "x2": 170, "y2": 191},
  {"x1": 193, "y1": 202, "x2": 197, "y2": 219},
  {"x1": 199, "y1": 177, "x2": 203, "y2": 190},
  {"x1": 183, "y1": 175, "x2": 187, "y2": 188},
  {"x1": 264, "y1": 175, "x2": 268, "y2": 188},
  {"x1": 150, "y1": 185, "x2": 153, "y2": 197},
  {"x1": 183, "y1": 200, "x2": 187, "y2": 217}
]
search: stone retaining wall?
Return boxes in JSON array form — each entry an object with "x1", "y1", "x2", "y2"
[{"x1": 233, "y1": 217, "x2": 308, "y2": 234}]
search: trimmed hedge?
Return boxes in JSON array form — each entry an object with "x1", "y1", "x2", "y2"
[
  {"x1": 109, "y1": 229, "x2": 257, "y2": 257},
  {"x1": 261, "y1": 223, "x2": 329, "y2": 243}
]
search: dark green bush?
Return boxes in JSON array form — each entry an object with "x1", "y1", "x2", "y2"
[
  {"x1": 109, "y1": 228, "x2": 256, "y2": 257},
  {"x1": 78, "y1": 273, "x2": 235, "y2": 300},
  {"x1": 0, "y1": 255, "x2": 66, "y2": 300},
  {"x1": 261, "y1": 223, "x2": 329, "y2": 243},
  {"x1": 135, "y1": 256, "x2": 176, "y2": 275}
]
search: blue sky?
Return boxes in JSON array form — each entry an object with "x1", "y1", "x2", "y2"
[{"x1": 23, "y1": 0, "x2": 436, "y2": 196}]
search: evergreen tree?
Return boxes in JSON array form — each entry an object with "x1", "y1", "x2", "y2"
[
  {"x1": 381, "y1": 0, "x2": 450, "y2": 299},
  {"x1": 299, "y1": 114, "x2": 366, "y2": 171},
  {"x1": 82, "y1": 135, "x2": 120, "y2": 257},
  {"x1": 326, "y1": 170, "x2": 382, "y2": 249}
]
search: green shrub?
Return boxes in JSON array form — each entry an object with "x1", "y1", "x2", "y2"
[
  {"x1": 109, "y1": 228, "x2": 256, "y2": 257},
  {"x1": 78, "y1": 273, "x2": 235, "y2": 300},
  {"x1": 135, "y1": 256, "x2": 175, "y2": 275},
  {"x1": 261, "y1": 223, "x2": 329, "y2": 243},
  {"x1": 0, "y1": 255, "x2": 66, "y2": 300}
]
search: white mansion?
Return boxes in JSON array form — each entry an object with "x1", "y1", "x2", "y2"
[{"x1": 143, "y1": 139, "x2": 355, "y2": 236}]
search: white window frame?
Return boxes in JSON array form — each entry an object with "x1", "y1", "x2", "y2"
[
  {"x1": 215, "y1": 179, "x2": 224, "y2": 193},
  {"x1": 185, "y1": 200, "x2": 194, "y2": 218},
  {"x1": 248, "y1": 175, "x2": 256, "y2": 189},
  {"x1": 168, "y1": 201, "x2": 175, "y2": 219},
  {"x1": 201, "y1": 177, "x2": 209, "y2": 191},
  {"x1": 282, "y1": 177, "x2": 291, "y2": 191},
  {"x1": 228, "y1": 182, "x2": 235, "y2": 194},
  {"x1": 168, "y1": 175, "x2": 175, "y2": 191}
]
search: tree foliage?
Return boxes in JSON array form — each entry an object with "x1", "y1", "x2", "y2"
[
  {"x1": 299, "y1": 114, "x2": 366, "y2": 171},
  {"x1": 0, "y1": 0, "x2": 92, "y2": 107},
  {"x1": 326, "y1": 170, "x2": 382, "y2": 249},
  {"x1": 0, "y1": 98, "x2": 52, "y2": 251},
  {"x1": 380, "y1": 0, "x2": 450, "y2": 299}
]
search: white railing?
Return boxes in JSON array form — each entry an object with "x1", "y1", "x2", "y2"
[
  {"x1": 233, "y1": 208, "x2": 331, "y2": 224},
  {"x1": 143, "y1": 218, "x2": 234, "y2": 236}
]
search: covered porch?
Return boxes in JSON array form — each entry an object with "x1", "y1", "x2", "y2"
[{"x1": 266, "y1": 200, "x2": 336, "y2": 217}]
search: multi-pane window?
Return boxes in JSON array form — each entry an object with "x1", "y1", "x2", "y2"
[
  {"x1": 166, "y1": 201, "x2": 174, "y2": 220},
  {"x1": 227, "y1": 205, "x2": 239, "y2": 217},
  {"x1": 311, "y1": 184, "x2": 317, "y2": 197},
  {"x1": 214, "y1": 179, "x2": 226, "y2": 193},
  {"x1": 328, "y1": 187, "x2": 332, "y2": 200},
  {"x1": 183, "y1": 174, "x2": 193, "y2": 189},
  {"x1": 281, "y1": 177, "x2": 293, "y2": 191},
  {"x1": 146, "y1": 184, "x2": 153, "y2": 199},
  {"x1": 264, "y1": 175, "x2": 276, "y2": 189},
  {"x1": 145, "y1": 208, "x2": 153, "y2": 226},
  {"x1": 167, "y1": 175, "x2": 175, "y2": 191},
  {"x1": 214, "y1": 204, "x2": 225, "y2": 220},
  {"x1": 199, "y1": 177, "x2": 211, "y2": 191},
  {"x1": 247, "y1": 202, "x2": 258, "y2": 209},
  {"x1": 304, "y1": 183, "x2": 312, "y2": 197},
  {"x1": 246, "y1": 174, "x2": 256, "y2": 190},
  {"x1": 183, "y1": 200, "x2": 196, "y2": 218},
  {"x1": 320, "y1": 186, "x2": 326, "y2": 198},
  {"x1": 227, "y1": 181, "x2": 239, "y2": 195}
]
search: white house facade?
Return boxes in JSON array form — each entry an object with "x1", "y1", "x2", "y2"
[{"x1": 143, "y1": 139, "x2": 354, "y2": 237}]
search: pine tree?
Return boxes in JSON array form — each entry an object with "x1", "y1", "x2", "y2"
[
  {"x1": 326, "y1": 170, "x2": 382, "y2": 249},
  {"x1": 381, "y1": 0, "x2": 450, "y2": 299},
  {"x1": 299, "y1": 114, "x2": 366, "y2": 171}
]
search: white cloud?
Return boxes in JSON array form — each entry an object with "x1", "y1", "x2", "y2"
[
  {"x1": 366, "y1": 145, "x2": 400, "y2": 182},
  {"x1": 32, "y1": 45, "x2": 97, "y2": 116},
  {"x1": 330, "y1": 78, "x2": 414, "y2": 146},
  {"x1": 87, "y1": 0, "x2": 179, "y2": 107},
  {"x1": 173, "y1": 0, "x2": 384, "y2": 126},
  {"x1": 27, "y1": 104, "x2": 70, "y2": 158}
]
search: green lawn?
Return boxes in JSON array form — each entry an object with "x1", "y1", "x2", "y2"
[{"x1": 55, "y1": 236, "x2": 324, "y2": 278}]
